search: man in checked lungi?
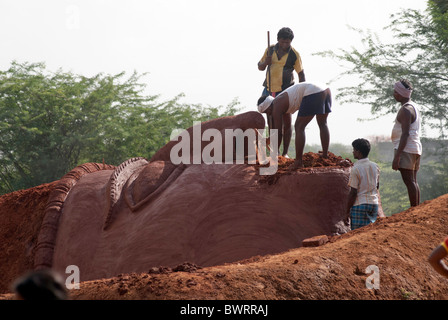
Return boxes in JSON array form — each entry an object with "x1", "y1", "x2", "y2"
[{"x1": 346, "y1": 138, "x2": 386, "y2": 230}]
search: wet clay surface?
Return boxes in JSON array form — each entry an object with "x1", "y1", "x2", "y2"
[
  {"x1": 46, "y1": 159, "x2": 351, "y2": 282},
  {"x1": 0, "y1": 182, "x2": 57, "y2": 293}
]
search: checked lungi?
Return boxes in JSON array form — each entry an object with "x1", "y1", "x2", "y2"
[{"x1": 350, "y1": 203, "x2": 378, "y2": 230}]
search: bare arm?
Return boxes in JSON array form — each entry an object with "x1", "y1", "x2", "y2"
[
  {"x1": 258, "y1": 53, "x2": 272, "y2": 71},
  {"x1": 392, "y1": 107, "x2": 412, "y2": 171},
  {"x1": 298, "y1": 70, "x2": 305, "y2": 83},
  {"x1": 272, "y1": 104, "x2": 284, "y2": 153},
  {"x1": 282, "y1": 113, "x2": 292, "y2": 156},
  {"x1": 428, "y1": 245, "x2": 448, "y2": 278},
  {"x1": 377, "y1": 175, "x2": 386, "y2": 218},
  {"x1": 270, "y1": 94, "x2": 289, "y2": 153},
  {"x1": 346, "y1": 187, "x2": 357, "y2": 217},
  {"x1": 377, "y1": 189, "x2": 386, "y2": 218}
]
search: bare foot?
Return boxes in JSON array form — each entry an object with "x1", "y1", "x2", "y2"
[
  {"x1": 288, "y1": 159, "x2": 303, "y2": 170},
  {"x1": 318, "y1": 151, "x2": 328, "y2": 158}
]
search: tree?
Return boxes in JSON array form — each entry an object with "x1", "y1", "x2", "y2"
[
  {"x1": 313, "y1": 0, "x2": 448, "y2": 208},
  {"x1": 429, "y1": 0, "x2": 448, "y2": 48},
  {"x1": 316, "y1": 0, "x2": 448, "y2": 138},
  {"x1": 0, "y1": 61, "x2": 239, "y2": 194}
]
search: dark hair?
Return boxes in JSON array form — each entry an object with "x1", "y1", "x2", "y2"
[
  {"x1": 277, "y1": 27, "x2": 294, "y2": 40},
  {"x1": 352, "y1": 138, "x2": 371, "y2": 158},
  {"x1": 13, "y1": 269, "x2": 68, "y2": 300},
  {"x1": 257, "y1": 95, "x2": 269, "y2": 106},
  {"x1": 400, "y1": 79, "x2": 413, "y2": 90}
]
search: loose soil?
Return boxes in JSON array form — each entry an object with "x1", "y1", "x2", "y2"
[
  {"x1": 257, "y1": 152, "x2": 352, "y2": 185},
  {"x1": 1, "y1": 155, "x2": 448, "y2": 300}
]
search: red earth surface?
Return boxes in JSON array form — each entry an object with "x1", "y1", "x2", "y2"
[{"x1": 1, "y1": 153, "x2": 447, "y2": 300}]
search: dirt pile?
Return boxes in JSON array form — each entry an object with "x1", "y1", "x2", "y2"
[
  {"x1": 2, "y1": 109, "x2": 445, "y2": 301},
  {"x1": 36, "y1": 156, "x2": 349, "y2": 282},
  {"x1": 257, "y1": 152, "x2": 352, "y2": 185},
  {"x1": 1, "y1": 177, "x2": 448, "y2": 300},
  {"x1": 0, "y1": 182, "x2": 56, "y2": 294},
  {"x1": 64, "y1": 194, "x2": 448, "y2": 300}
]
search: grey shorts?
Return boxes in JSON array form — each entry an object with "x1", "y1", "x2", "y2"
[{"x1": 395, "y1": 150, "x2": 420, "y2": 170}]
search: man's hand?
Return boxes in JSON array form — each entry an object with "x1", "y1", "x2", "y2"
[
  {"x1": 378, "y1": 208, "x2": 386, "y2": 218},
  {"x1": 392, "y1": 154, "x2": 400, "y2": 171},
  {"x1": 258, "y1": 56, "x2": 272, "y2": 71}
]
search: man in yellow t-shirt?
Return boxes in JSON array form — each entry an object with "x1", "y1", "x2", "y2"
[
  {"x1": 258, "y1": 27, "x2": 305, "y2": 95},
  {"x1": 257, "y1": 82, "x2": 331, "y2": 168},
  {"x1": 258, "y1": 27, "x2": 305, "y2": 157}
]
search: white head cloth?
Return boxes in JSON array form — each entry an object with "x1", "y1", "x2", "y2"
[
  {"x1": 394, "y1": 81, "x2": 412, "y2": 98},
  {"x1": 258, "y1": 95, "x2": 274, "y2": 113}
]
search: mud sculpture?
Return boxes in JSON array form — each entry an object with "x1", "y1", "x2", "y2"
[
  {"x1": 34, "y1": 111, "x2": 352, "y2": 282},
  {"x1": 150, "y1": 111, "x2": 266, "y2": 164},
  {"x1": 34, "y1": 163, "x2": 116, "y2": 270}
]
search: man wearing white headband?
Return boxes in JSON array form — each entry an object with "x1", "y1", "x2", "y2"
[
  {"x1": 258, "y1": 27, "x2": 306, "y2": 158},
  {"x1": 257, "y1": 81, "x2": 332, "y2": 169},
  {"x1": 391, "y1": 79, "x2": 422, "y2": 207}
]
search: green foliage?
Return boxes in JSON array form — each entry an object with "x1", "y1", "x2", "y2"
[
  {"x1": 429, "y1": 0, "x2": 448, "y2": 48},
  {"x1": 375, "y1": 163, "x2": 411, "y2": 215},
  {"x1": 315, "y1": 1, "x2": 448, "y2": 139},
  {"x1": 375, "y1": 159, "x2": 448, "y2": 216},
  {"x1": 360, "y1": 139, "x2": 448, "y2": 216},
  {"x1": 311, "y1": 0, "x2": 448, "y2": 215},
  {"x1": 0, "y1": 61, "x2": 240, "y2": 194}
]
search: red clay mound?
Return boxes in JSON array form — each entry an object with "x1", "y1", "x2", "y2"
[
  {"x1": 44, "y1": 159, "x2": 351, "y2": 283},
  {"x1": 24, "y1": 112, "x2": 354, "y2": 284},
  {"x1": 257, "y1": 152, "x2": 352, "y2": 185},
  {"x1": 0, "y1": 182, "x2": 56, "y2": 294},
  {"x1": 3, "y1": 190, "x2": 447, "y2": 300},
  {"x1": 1, "y1": 167, "x2": 448, "y2": 300},
  {"x1": 0, "y1": 109, "x2": 446, "y2": 300},
  {"x1": 59, "y1": 194, "x2": 448, "y2": 300}
]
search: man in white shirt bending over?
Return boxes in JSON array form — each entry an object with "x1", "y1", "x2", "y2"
[{"x1": 257, "y1": 82, "x2": 331, "y2": 169}]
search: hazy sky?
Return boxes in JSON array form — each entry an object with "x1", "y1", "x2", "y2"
[{"x1": 0, "y1": 0, "x2": 430, "y2": 146}]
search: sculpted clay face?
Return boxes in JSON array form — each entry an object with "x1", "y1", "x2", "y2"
[{"x1": 34, "y1": 112, "x2": 352, "y2": 282}]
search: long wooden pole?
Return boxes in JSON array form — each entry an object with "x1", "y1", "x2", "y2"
[
  {"x1": 266, "y1": 31, "x2": 273, "y2": 135},
  {"x1": 267, "y1": 31, "x2": 271, "y2": 94}
]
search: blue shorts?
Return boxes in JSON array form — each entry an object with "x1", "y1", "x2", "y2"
[
  {"x1": 298, "y1": 88, "x2": 332, "y2": 117},
  {"x1": 350, "y1": 204, "x2": 378, "y2": 230}
]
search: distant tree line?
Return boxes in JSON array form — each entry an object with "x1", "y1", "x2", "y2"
[
  {"x1": 1, "y1": 1, "x2": 447, "y2": 217},
  {"x1": 316, "y1": 0, "x2": 448, "y2": 138},
  {"x1": 0, "y1": 61, "x2": 239, "y2": 194},
  {"x1": 302, "y1": 137, "x2": 448, "y2": 216},
  {"x1": 311, "y1": 0, "x2": 448, "y2": 214}
]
